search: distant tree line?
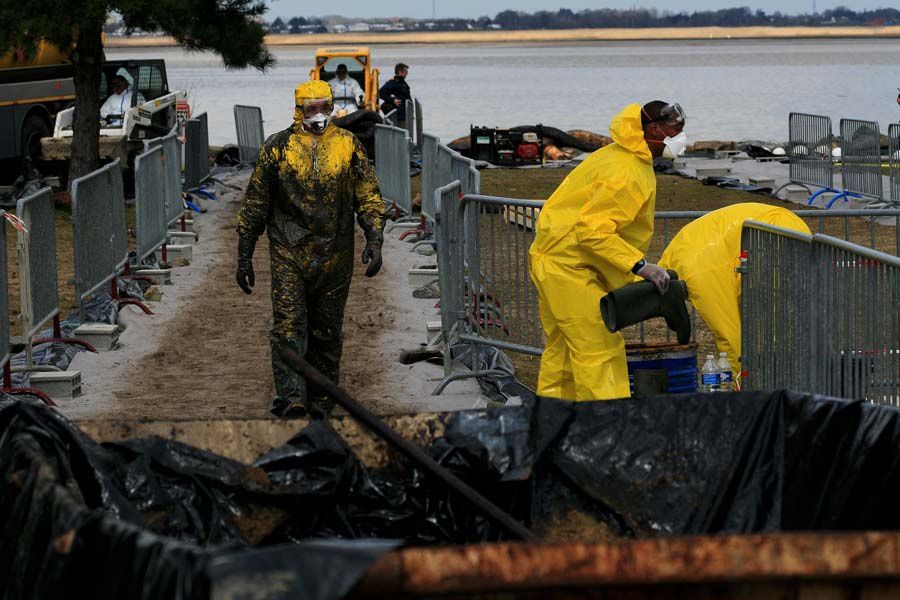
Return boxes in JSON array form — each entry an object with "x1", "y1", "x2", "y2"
[
  {"x1": 492, "y1": 6, "x2": 900, "y2": 29},
  {"x1": 258, "y1": 6, "x2": 900, "y2": 34}
]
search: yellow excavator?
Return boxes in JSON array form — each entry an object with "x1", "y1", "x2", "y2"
[
  {"x1": 309, "y1": 47, "x2": 384, "y2": 155},
  {"x1": 309, "y1": 47, "x2": 381, "y2": 111}
]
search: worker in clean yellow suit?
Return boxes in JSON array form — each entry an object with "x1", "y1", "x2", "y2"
[
  {"x1": 659, "y1": 203, "x2": 811, "y2": 379},
  {"x1": 529, "y1": 101, "x2": 687, "y2": 401}
]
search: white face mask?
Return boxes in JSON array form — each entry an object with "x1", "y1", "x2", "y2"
[
  {"x1": 662, "y1": 132, "x2": 688, "y2": 159},
  {"x1": 302, "y1": 112, "x2": 330, "y2": 135}
]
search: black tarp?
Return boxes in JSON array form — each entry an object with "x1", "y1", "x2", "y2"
[{"x1": 4, "y1": 390, "x2": 900, "y2": 598}]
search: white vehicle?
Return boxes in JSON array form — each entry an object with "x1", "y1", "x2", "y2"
[{"x1": 50, "y1": 60, "x2": 189, "y2": 143}]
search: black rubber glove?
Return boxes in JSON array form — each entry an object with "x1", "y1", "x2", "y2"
[
  {"x1": 236, "y1": 236, "x2": 256, "y2": 294},
  {"x1": 361, "y1": 238, "x2": 383, "y2": 278}
]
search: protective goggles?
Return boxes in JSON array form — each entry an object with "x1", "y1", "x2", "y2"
[
  {"x1": 651, "y1": 103, "x2": 686, "y2": 127},
  {"x1": 297, "y1": 99, "x2": 333, "y2": 118}
]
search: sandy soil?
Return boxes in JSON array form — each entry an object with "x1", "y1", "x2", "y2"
[
  {"x1": 61, "y1": 167, "x2": 481, "y2": 421},
  {"x1": 105, "y1": 26, "x2": 900, "y2": 49}
]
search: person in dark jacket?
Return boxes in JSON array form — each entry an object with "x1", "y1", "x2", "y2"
[{"x1": 378, "y1": 62, "x2": 411, "y2": 127}]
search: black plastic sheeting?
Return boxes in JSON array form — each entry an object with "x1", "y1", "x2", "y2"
[{"x1": 5, "y1": 391, "x2": 900, "y2": 597}]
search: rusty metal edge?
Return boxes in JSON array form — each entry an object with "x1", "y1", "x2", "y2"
[{"x1": 352, "y1": 532, "x2": 900, "y2": 595}]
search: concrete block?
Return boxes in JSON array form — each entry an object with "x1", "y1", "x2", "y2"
[
  {"x1": 426, "y1": 320, "x2": 442, "y2": 345},
  {"x1": 695, "y1": 166, "x2": 732, "y2": 178},
  {"x1": 29, "y1": 370, "x2": 82, "y2": 400},
  {"x1": 408, "y1": 266, "x2": 439, "y2": 288},
  {"x1": 156, "y1": 244, "x2": 192, "y2": 265},
  {"x1": 168, "y1": 231, "x2": 198, "y2": 245},
  {"x1": 749, "y1": 176, "x2": 776, "y2": 188},
  {"x1": 672, "y1": 158, "x2": 689, "y2": 169},
  {"x1": 143, "y1": 286, "x2": 164, "y2": 303},
  {"x1": 74, "y1": 323, "x2": 119, "y2": 351},
  {"x1": 134, "y1": 268, "x2": 172, "y2": 285},
  {"x1": 784, "y1": 185, "x2": 810, "y2": 203},
  {"x1": 714, "y1": 150, "x2": 741, "y2": 160}
]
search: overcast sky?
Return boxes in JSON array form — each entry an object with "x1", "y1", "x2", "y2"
[{"x1": 267, "y1": 1, "x2": 895, "y2": 19}]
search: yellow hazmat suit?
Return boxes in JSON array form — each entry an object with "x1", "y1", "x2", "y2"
[
  {"x1": 237, "y1": 80, "x2": 383, "y2": 413},
  {"x1": 529, "y1": 104, "x2": 656, "y2": 401},
  {"x1": 659, "y1": 203, "x2": 810, "y2": 375}
]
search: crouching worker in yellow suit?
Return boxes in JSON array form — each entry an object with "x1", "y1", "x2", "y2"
[
  {"x1": 658, "y1": 203, "x2": 811, "y2": 384},
  {"x1": 529, "y1": 101, "x2": 687, "y2": 401}
]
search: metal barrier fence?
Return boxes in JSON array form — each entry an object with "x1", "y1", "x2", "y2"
[
  {"x1": 145, "y1": 131, "x2": 184, "y2": 227},
  {"x1": 815, "y1": 236, "x2": 899, "y2": 403},
  {"x1": 234, "y1": 105, "x2": 265, "y2": 165},
  {"x1": 740, "y1": 223, "x2": 815, "y2": 393},
  {"x1": 374, "y1": 124, "x2": 412, "y2": 215},
  {"x1": 741, "y1": 221, "x2": 900, "y2": 403},
  {"x1": 840, "y1": 118, "x2": 884, "y2": 203},
  {"x1": 404, "y1": 98, "x2": 416, "y2": 153},
  {"x1": 184, "y1": 112, "x2": 210, "y2": 192},
  {"x1": 414, "y1": 98, "x2": 423, "y2": 153},
  {"x1": 1, "y1": 216, "x2": 8, "y2": 370},
  {"x1": 789, "y1": 112, "x2": 835, "y2": 192},
  {"x1": 431, "y1": 190, "x2": 900, "y2": 394},
  {"x1": 458, "y1": 194, "x2": 544, "y2": 358},
  {"x1": 16, "y1": 188, "x2": 59, "y2": 341},
  {"x1": 420, "y1": 133, "x2": 441, "y2": 221},
  {"x1": 71, "y1": 160, "x2": 124, "y2": 319},
  {"x1": 890, "y1": 124, "x2": 900, "y2": 207},
  {"x1": 434, "y1": 181, "x2": 463, "y2": 380},
  {"x1": 134, "y1": 146, "x2": 167, "y2": 261}
]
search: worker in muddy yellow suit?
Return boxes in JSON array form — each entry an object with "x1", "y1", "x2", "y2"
[
  {"x1": 529, "y1": 101, "x2": 687, "y2": 401},
  {"x1": 236, "y1": 80, "x2": 384, "y2": 418},
  {"x1": 659, "y1": 203, "x2": 811, "y2": 386}
]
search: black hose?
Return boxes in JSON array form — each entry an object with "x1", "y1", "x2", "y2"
[{"x1": 276, "y1": 340, "x2": 538, "y2": 541}]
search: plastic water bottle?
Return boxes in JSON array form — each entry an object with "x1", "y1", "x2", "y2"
[
  {"x1": 700, "y1": 354, "x2": 721, "y2": 393},
  {"x1": 717, "y1": 352, "x2": 733, "y2": 392}
]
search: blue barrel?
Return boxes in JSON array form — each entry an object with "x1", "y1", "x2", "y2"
[{"x1": 626, "y1": 342, "x2": 698, "y2": 395}]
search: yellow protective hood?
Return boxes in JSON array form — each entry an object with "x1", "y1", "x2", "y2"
[
  {"x1": 295, "y1": 79, "x2": 333, "y2": 105},
  {"x1": 608, "y1": 103, "x2": 652, "y2": 161},
  {"x1": 529, "y1": 103, "x2": 657, "y2": 291}
]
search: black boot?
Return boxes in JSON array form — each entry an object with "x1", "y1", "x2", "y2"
[{"x1": 600, "y1": 270, "x2": 692, "y2": 345}]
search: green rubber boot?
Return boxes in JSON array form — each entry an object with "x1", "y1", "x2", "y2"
[{"x1": 600, "y1": 270, "x2": 692, "y2": 345}]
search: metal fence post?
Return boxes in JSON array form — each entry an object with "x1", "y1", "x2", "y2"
[
  {"x1": 890, "y1": 123, "x2": 900, "y2": 208},
  {"x1": 787, "y1": 113, "x2": 836, "y2": 203},
  {"x1": 811, "y1": 234, "x2": 900, "y2": 404},
  {"x1": 16, "y1": 189, "x2": 59, "y2": 344},
  {"x1": 414, "y1": 98, "x2": 423, "y2": 153},
  {"x1": 840, "y1": 118, "x2": 884, "y2": 206},
  {"x1": 144, "y1": 131, "x2": 183, "y2": 228},
  {"x1": 0, "y1": 216, "x2": 8, "y2": 373},
  {"x1": 420, "y1": 133, "x2": 441, "y2": 224},
  {"x1": 234, "y1": 105, "x2": 265, "y2": 165},
  {"x1": 375, "y1": 124, "x2": 412, "y2": 222},
  {"x1": 134, "y1": 146, "x2": 168, "y2": 262},
  {"x1": 184, "y1": 112, "x2": 210, "y2": 192},
  {"x1": 404, "y1": 98, "x2": 416, "y2": 153}
]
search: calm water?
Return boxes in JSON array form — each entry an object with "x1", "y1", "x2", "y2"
[{"x1": 108, "y1": 39, "x2": 900, "y2": 147}]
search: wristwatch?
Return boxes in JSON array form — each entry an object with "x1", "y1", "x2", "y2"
[{"x1": 631, "y1": 258, "x2": 646, "y2": 275}]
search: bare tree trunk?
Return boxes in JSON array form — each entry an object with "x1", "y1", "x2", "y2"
[{"x1": 68, "y1": 21, "x2": 103, "y2": 186}]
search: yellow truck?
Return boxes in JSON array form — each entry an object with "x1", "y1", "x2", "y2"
[{"x1": 0, "y1": 41, "x2": 75, "y2": 164}]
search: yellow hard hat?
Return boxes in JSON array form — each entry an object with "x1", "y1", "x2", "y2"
[{"x1": 295, "y1": 79, "x2": 333, "y2": 105}]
